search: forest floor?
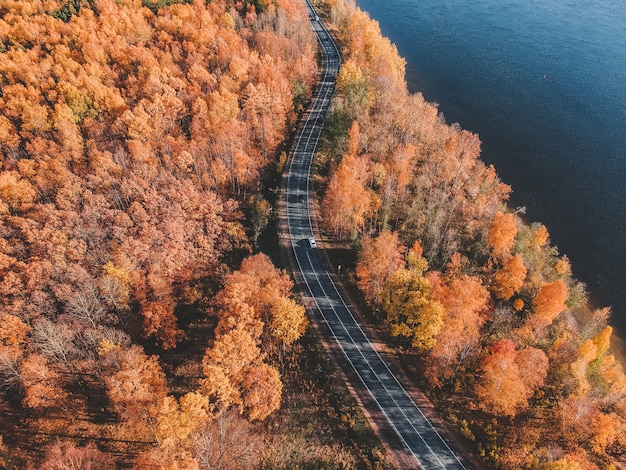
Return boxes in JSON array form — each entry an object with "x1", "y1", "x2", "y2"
[{"x1": 258, "y1": 327, "x2": 395, "y2": 469}]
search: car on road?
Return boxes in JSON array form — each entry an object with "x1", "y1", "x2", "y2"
[{"x1": 308, "y1": 237, "x2": 316, "y2": 248}]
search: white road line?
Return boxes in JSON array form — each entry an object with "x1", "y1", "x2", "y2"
[
  {"x1": 284, "y1": 2, "x2": 467, "y2": 468},
  {"x1": 299, "y1": 252, "x2": 421, "y2": 467},
  {"x1": 322, "y1": 270, "x2": 467, "y2": 469},
  {"x1": 308, "y1": 259, "x2": 439, "y2": 466}
]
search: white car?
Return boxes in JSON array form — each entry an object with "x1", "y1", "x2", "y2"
[{"x1": 308, "y1": 237, "x2": 317, "y2": 248}]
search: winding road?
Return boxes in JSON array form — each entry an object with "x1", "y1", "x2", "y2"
[{"x1": 281, "y1": 2, "x2": 469, "y2": 469}]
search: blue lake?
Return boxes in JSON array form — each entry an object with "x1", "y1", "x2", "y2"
[{"x1": 355, "y1": 0, "x2": 626, "y2": 335}]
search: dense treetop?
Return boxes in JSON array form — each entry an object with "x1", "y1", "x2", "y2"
[
  {"x1": 318, "y1": 0, "x2": 626, "y2": 468},
  {"x1": 0, "y1": 0, "x2": 316, "y2": 467},
  {"x1": 2, "y1": 0, "x2": 625, "y2": 467}
]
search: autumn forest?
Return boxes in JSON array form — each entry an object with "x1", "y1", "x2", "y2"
[
  {"x1": 0, "y1": 0, "x2": 625, "y2": 469},
  {"x1": 318, "y1": 1, "x2": 626, "y2": 468},
  {"x1": 0, "y1": 0, "x2": 320, "y2": 467}
]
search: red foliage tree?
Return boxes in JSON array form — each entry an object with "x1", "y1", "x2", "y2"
[
  {"x1": 529, "y1": 279, "x2": 568, "y2": 330},
  {"x1": 39, "y1": 440, "x2": 115, "y2": 470},
  {"x1": 427, "y1": 271, "x2": 490, "y2": 386},
  {"x1": 491, "y1": 254, "x2": 527, "y2": 301},
  {"x1": 356, "y1": 230, "x2": 406, "y2": 305},
  {"x1": 103, "y1": 344, "x2": 168, "y2": 430},
  {"x1": 141, "y1": 301, "x2": 185, "y2": 350},
  {"x1": 487, "y1": 211, "x2": 517, "y2": 262},
  {"x1": 475, "y1": 340, "x2": 548, "y2": 416}
]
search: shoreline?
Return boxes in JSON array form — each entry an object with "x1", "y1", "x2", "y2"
[
  {"x1": 353, "y1": 0, "x2": 626, "y2": 363},
  {"x1": 573, "y1": 302, "x2": 626, "y2": 364},
  {"x1": 513, "y1": 207, "x2": 626, "y2": 363}
]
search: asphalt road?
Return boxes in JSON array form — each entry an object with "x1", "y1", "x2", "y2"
[{"x1": 283, "y1": 2, "x2": 469, "y2": 469}]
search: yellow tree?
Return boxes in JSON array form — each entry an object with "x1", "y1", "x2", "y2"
[
  {"x1": 570, "y1": 326, "x2": 626, "y2": 398},
  {"x1": 380, "y1": 244, "x2": 444, "y2": 352},
  {"x1": 215, "y1": 253, "x2": 292, "y2": 334},
  {"x1": 200, "y1": 328, "x2": 262, "y2": 410},
  {"x1": 269, "y1": 296, "x2": 307, "y2": 348},
  {"x1": 144, "y1": 393, "x2": 213, "y2": 468},
  {"x1": 570, "y1": 338, "x2": 598, "y2": 397},
  {"x1": 215, "y1": 253, "x2": 305, "y2": 351}
]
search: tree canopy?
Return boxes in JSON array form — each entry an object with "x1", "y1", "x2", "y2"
[
  {"x1": 0, "y1": 0, "x2": 315, "y2": 466},
  {"x1": 322, "y1": 1, "x2": 626, "y2": 467}
]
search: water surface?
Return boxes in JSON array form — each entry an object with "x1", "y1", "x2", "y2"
[{"x1": 355, "y1": 0, "x2": 626, "y2": 334}]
